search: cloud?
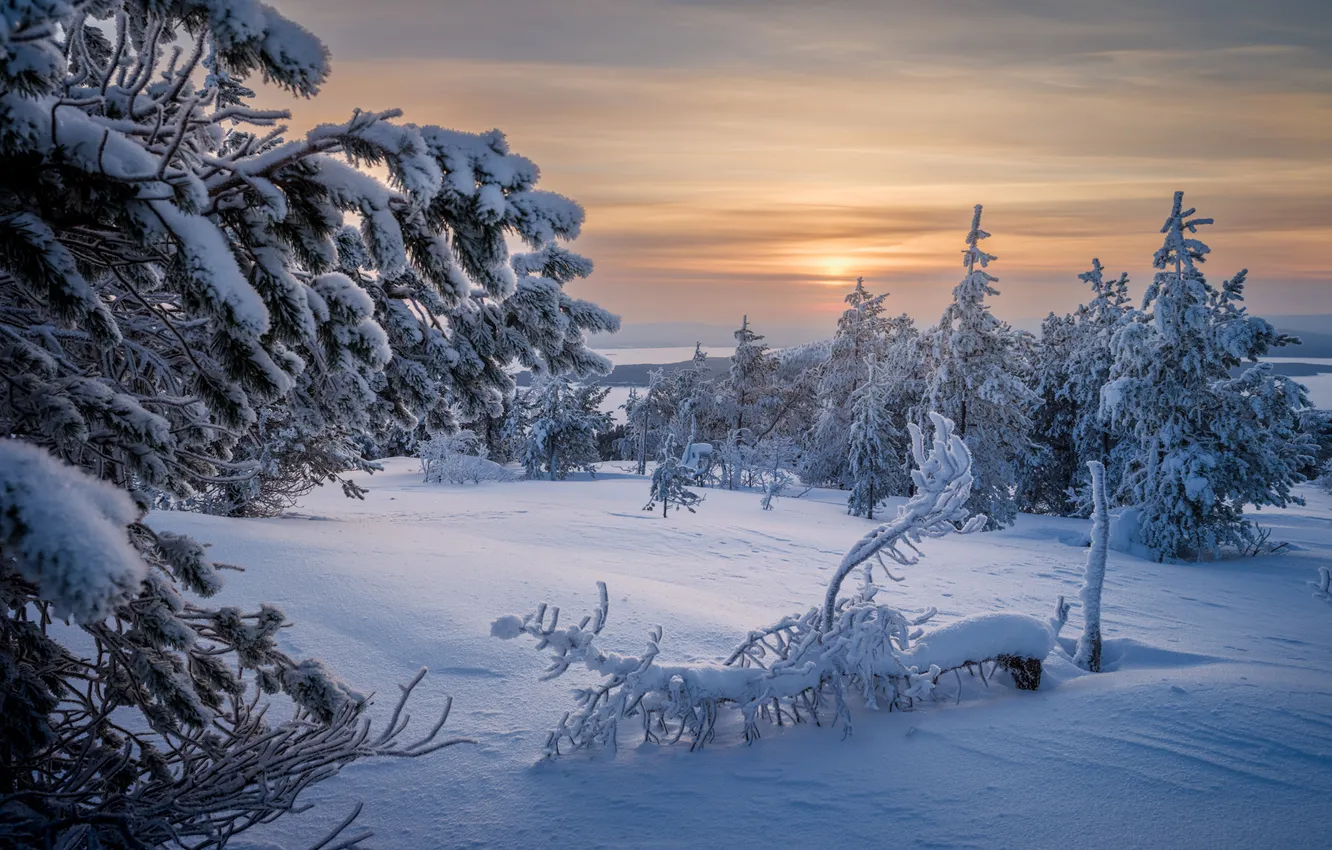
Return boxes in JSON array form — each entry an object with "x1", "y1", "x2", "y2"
[{"x1": 263, "y1": 0, "x2": 1332, "y2": 335}]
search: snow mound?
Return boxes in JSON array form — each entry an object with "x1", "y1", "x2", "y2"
[{"x1": 901, "y1": 613, "x2": 1054, "y2": 672}]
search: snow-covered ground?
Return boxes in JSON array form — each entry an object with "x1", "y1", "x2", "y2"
[{"x1": 149, "y1": 463, "x2": 1332, "y2": 849}]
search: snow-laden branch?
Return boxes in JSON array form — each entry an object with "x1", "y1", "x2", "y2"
[
  {"x1": 495, "y1": 413, "x2": 1053, "y2": 756},
  {"x1": 824, "y1": 412, "x2": 985, "y2": 630}
]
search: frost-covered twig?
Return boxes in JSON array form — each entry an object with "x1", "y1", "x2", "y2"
[{"x1": 824, "y1": 413, "x2": 985, "y2": 630}]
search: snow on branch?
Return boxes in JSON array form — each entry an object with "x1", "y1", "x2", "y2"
[
  {"x1": 494, "y1": 414, "x2": 1052, "y2": 756},
  {"x1": 825, "y1": 412, "x2": 986, "y2": 630}
]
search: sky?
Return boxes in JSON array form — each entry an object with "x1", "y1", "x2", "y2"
[{"x1": 265, "y1": 0, "x2": 1332, "y2": 340}]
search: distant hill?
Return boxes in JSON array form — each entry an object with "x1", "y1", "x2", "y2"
[{"x1": 1274, "y1": 326, "x2": 1332, "y2": 359}]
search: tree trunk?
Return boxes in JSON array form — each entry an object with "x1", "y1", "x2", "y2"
[
  {"x1": 1074, "y1": 461, "x2": 1108, "y2": 672},
  {"x1": 636, "y1": 412, "x2": 649, "y2": 476},
  {"x1": 998, "y1": 655, "x2": 1043, "y2": 690}
]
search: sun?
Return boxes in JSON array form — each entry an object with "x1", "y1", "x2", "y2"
[{"x1": 812, "y1": 256, "x2": 861, "y2": 286}]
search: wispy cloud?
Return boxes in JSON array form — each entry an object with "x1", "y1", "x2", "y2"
[{"x1": 266, "y1": 0, "x2": 1332, "y2": 331}]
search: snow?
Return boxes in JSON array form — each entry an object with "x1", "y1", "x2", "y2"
[
  {"x1": 898, "y1": 612, "x2": 1053, "y2": 671},
  {"x1": 147, "y1": 462, "x2": 1332, "y2": 849},
  {"x1": 0, "y1": 440, "x2": 146, "y2": 622}
]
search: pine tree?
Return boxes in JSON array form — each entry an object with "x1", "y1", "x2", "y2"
[
  {"x1": 926, "y1": 206, "x2": 1036, "y2": 529},
  {"x1": 1068, "y1": 259, "x2": 1134, "y2": 508},
  {"x1": 522, "y1": 377, "x2": 613, "y2": 480},
  {"x1": 846, "y1": 355, "x2": 902, "y2": 520},
  {"x1": 1103, "y1": 192, "x2": 1313, "y2": 559},
  {"x1": 0, "y1": 3, "x2": 461, "y2": 843},
  {"x1": 803, "y1": 278, "x2": 891, "y2": 488},
  {"x1": 1019, "y1": 311, "x2": 1080, "y2": 514},
  {"x1": 721, "y1": 315, "x2": 777, "y2": 442},
  {"x1": 1021, "y1": 259, "x2": 1134, "y2": 517},
  {"x1": 715, "y1": 316, "x2": 778, "y2": 488},
  {"x1": 666, "y1": 342, "x2": 713, "y2": 448},
  {"x1": 644, "y1": 435, "x2": 704, "y2": 517}
]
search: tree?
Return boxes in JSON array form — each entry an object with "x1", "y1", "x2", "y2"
[
  {"x1": 522, "y1": 377, "x2": 613, "y2": 480},
  {"x1": 1074, "y1": 461, "x2": 1110, "y2": 672},
  {"x1": 803, "y1": 278, "x2": 891, "y2": 488},
  {"x1": 926, "y1": 206, "x2": 1036, "y2": 529},
  {"x1": 712, "y1": 316, "x2": 783, "y2": 488},
  {"x1": 665, "y1": 342, "x2": 713, "y2": 449},
  {"x1": 0, "y1": 2, "x2": 462, "y2": 844},
  {"x1": 644, "y1": 435, "x2": 704, "y2": 517},
  {"x1": 1022, "y1": 259, "x2": 1134, "y2": 517},
  {"x1": 1102, "y1": 192, "x2": 1313, "y2": 559},
  {"x1": 846, "y1": 355, "x2": 903, "y2": 520},
  {"x1": 1068, "y1": 259, "x2": 1134, "y2": 505},
  {"x1": 1018, "y1": 311, "x2": 1079, "y2": 515},
  {"x1": 719, "y1": 316, "x2": 777, "y2": 443},
  {"x1": 624, "y1": 368, "x2": 668, "y2": 475}
]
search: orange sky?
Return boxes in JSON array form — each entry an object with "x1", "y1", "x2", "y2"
[{"x1": 265, "y1": 0, "x2": 1332, "y2": 338}]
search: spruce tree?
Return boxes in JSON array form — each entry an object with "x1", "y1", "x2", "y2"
[
  {"x1": 926, "y1": 206, "x2": 1035, "y2": 528},
  {"x1": 0, "y1": 2, "x2": 463, "y2": 843},
  {"x1": 846, "y1": 355, "x2": 902, "y2": 520},
  {"x1": 1019, "y1": 311, "x2": 1079, "y2": 515},
  {"x1": 803, "y1": 278, "x2": 891, "y2": 488},
  {"x1": 716, "y1": 316, "x2": 777, "y2": 488},
  {"x1": 1103, "y1": 192, "x2": 1313, "y2": 559},
  {"x1": 644, "y1": 435, "x2": 704, "y2": 517},
  {"x1": 522, "y1": 376, "x2": 613, "y2": 480}
]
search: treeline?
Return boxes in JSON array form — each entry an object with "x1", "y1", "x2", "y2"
[{"x1": 509, "y1": 199, "x2": 1319, "y2": 561}]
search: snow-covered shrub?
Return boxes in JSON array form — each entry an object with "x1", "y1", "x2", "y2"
[
  {"x1": 420, "y1": 432, "x2": 517, "y2": 485},
  {"x1": 645, "y1": 436, "x2": 703, "y2": 517},
  {"x1": 420, "y1": 430, "x2": 514, "y2": 484},
  {"x1": 1315, "y1": 567, "x2": 1331, "y2": 603},
  {"x1": 495, "y1": 414, "x2": 1054, "y2": 755},
  {"x1": 1318, "y1": 459, "x2": 1332, "y2": 494},
  {"x1": 759, "y1": 466, "x2": 794, "y2": 510}
]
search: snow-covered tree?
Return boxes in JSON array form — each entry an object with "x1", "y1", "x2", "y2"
[
  {"x1": 802, "y1": 278, "x2": 890, "y2": 487},
  {"x1": 0, "y1": 3, "x2": 463, "y2": 843},
  {"x1": 1102, "y1": 192, "x2": 1313, "y2": 559},
  {"x1": 718, "y1": 316, "x2": 777, "y2": 443},
  {"x1": 1021, "y1": 259, "x2": 1134, "y2": 517},
  {"x1": 665, "y1": 342, "x2": 714, "y2": 448},
  {"x1": 709, "y1": 316, "x2": 776, "y2": 487},
  {"x1": 522, "y1": 377, "x2": 613, "y2": 480},
  {"x1": 644, "y1": 435, "x2": 704, "y2": 517},
  {"x1": 624, "y1": 368, "x2": 670, "y2": 475},
  {"x1": 1019, "y1": 312, "x2": 1079, "y2": 515},
  {"x1": 328, "y1": 142, "x2": 619, "y2": 462},
  {"x1": 1068, "y1": 259, "x2": 1133, "y2": 502},
  {"x1": 846, "y1": 355, "x2": 903, "y2": 520},
  {"x1": 926, "y1": 206, "x2": 1036, "y2": 528},
  {"x1": 1073, "y1": 461, "x2": 1110, "y2": 672}
]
